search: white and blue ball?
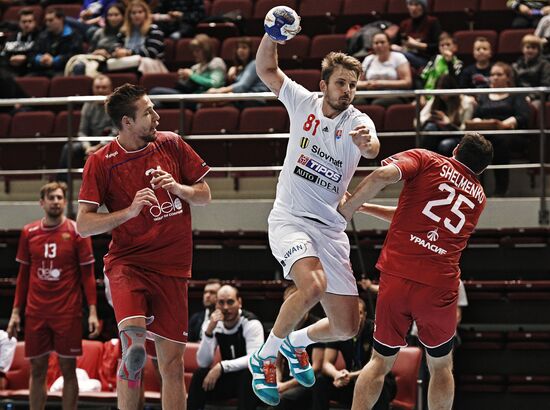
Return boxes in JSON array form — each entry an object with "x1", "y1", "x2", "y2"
[{"x1": 264, "y1": 6, "x2": 301, "y2": 42}]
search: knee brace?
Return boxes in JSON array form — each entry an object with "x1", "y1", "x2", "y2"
[{"x1": 118, "y1": 326, "x2": 147, "y2": 386}]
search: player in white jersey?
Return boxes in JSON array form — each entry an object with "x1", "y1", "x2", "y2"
[{"x1": 248, "y1": 33, "x2": 381, "y2": 406}]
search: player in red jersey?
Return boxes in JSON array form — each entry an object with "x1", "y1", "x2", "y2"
[
  {"x1": 339, "y1": 132, "x2": 493, "y2": 410},
  {"x1": 77, "y1": 83, "x2": 211, "y2": 410},
  {"x1": 6, "y1": 181, "x2": 99, "y2": 410}
]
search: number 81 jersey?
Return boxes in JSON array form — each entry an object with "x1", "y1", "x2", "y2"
[{"x1": 377, "y1": 149, "x2": 486, "y2": 290}]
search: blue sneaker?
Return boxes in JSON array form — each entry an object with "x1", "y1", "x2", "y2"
[
  {"x1": 279, "y1": 336, "x2": 315, "y2": 387},
  {"x1": 248, "y1": 351, "x2": 279, "y2": 406}
]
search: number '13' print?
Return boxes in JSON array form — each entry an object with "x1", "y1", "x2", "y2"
[{"x1": 422, "y1": 183, "x2": 475, "y2": 234}]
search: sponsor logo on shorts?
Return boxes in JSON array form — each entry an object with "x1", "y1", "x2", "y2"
[
  {"x1": 293, "y1": 166, "x2": 340, "y2": 194},
  {"x1": 280, "y1": 242, "x2": 307, "y2": 267},
  {"x1": 297, "y1": 154, "x2": 342, "y2": 182},
  {"x1": 300, "y1": 137, "x2": 310, "y2": 149},
  {"x1": 410, "y1": 234, "x2": 447, "y2": 255}
]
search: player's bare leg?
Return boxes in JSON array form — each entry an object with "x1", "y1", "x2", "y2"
[
  {"x1": 29, "y1": 354, "x2": 49, "y2": 410},
  {"x1": 309, "y1": 292, "x2": 359, "y2": 342},
  {"x1": 58, "y1": 356, "x2": 78, "y2": 410},
  {"x1": 426, "y1": 351, "x2": 454, "y2": 410},
  {"x1": 155, "y1": 336, "x2": 186, "y2": 410},
  {"x1": 351, "y1": 350, "x2": 397, "y2": 410},
  {"x1": 117, "y1": 317, "x2": 147, "y2": 410}
]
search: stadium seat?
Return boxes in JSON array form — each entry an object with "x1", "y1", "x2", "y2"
[
  {"x1": 53, "y1": 110, "x2": 82, "y2": 137},
  {"x1": 299, "y1": 0, "x2": 343, "y2": 36},
  {"x1": 49, "y1": 76, "x2": 93, "y2": 97},
  {"x1": 392, "y1": 347, "x2": 423, "y2": 410},
  {"x1": 140, "y1": 72, "x2": 179, "y2": 92},
  {"x1": 383, "y1": 104, "x2": 415, "y2": 131},
  {"x1": 0, "y1": 114, "x2": 11, "y2": 137},
  {"x1": 285, "y1": 69, "x2": 321, "y2": 91},
  {"x1": 277, "y1": 35, "x2": 311, "y2": 68},
  {"x1": 15, "y1": 76, "x2": 50, "y2": 98},
  {"x1": 476, "y1": 0, "x2": 515, "y2": 31},
  {"x1": 220, "y1": 36, "x2": 262, "y2": 62},
  {"x1": 454, "y1": 30, "x2": 498, "y2": 63},
  {"x1": 252, "y1": 0, "x2": 297, "y2": 18},
  {"x1": 355, "y1": 105, "x2": 385, "y2": 132},
  {"x1": 163, "y1": 38, "x2": 175, "y2": 68},
  {"x1": 196, "y1": 22, "x2": 240, "y2": 41},
  {"x1": 309, "y1": 34, "x2": 347, "y2": 60},
  {"x1": 239, "y1": 106, "x2": 288, "y2": 133},
  {"x1": 432, "y1": 0, "x2": 477, "y2": 32},
  {"x1": 191, "y1": 106, "x2": 240, "y2": 134},
  {"x1": 157, "y1": 108, "x2": 193, "y2": 135},
  {"x1": 106, "y1": 72, "x2": 139, "y2": 89},
  {"x1": 45, "y1": 4, "x2": 82, "y2": 19},
  {"x1": 175, "y1": 37, "x2": 221, "y2": 67},
  {"x1": 10, "y1": 111, "x2": 55, "y2": 137},
  {"x1": 387, "y1": 0, "x2": 418, "y2": 17},
  {"x1": 1, "y1": 5, "x2": 43, "y2": 24},
  {"x1": 335, "y1": 0, "x2": 387, "y2": 31},
  {"x1": 210, "y1": 0, "x2": 253, "y2": 18},
  {"x1": 497, "y1": 29, "x2": 535, "y2": 63}
]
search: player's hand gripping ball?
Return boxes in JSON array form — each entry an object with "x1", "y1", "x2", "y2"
[{"x1": 264, "y1": 6, "x2": 301, "y2": 42}]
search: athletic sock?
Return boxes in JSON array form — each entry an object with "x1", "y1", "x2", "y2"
[
  {"x1": 258, "y1": 332, "x2": 285, "y2": 358},
  {"x1": 288, "y1": 325, "x2": 315, "y2": 348}
]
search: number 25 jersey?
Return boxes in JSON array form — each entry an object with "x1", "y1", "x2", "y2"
[{"x1": 377, "y1": 149, "x2": 486, "y2": 290}]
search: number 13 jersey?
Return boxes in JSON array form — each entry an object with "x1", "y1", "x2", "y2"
[
  {"x1": 377, "y1": 149, "x2": 486, "y2": 290},
  {"x1": 273, "y1": 76, "x2": 377, "y2": 231}
]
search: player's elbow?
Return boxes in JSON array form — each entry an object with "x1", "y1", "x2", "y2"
[{"x1": 371, "y1": 166, "x2": 398, "y2": 186}]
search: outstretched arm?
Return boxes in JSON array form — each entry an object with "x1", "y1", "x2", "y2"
[
  {"x1": 357, "y1": 203, "x2": 397, "y2": 223},
  {"x1": 255, "y1": 34, "x2": 286, "y2": 96}
]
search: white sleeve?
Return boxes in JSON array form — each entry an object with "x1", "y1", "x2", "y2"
[
  {"x1": 458, "y1": 280, "x2": 468, "y2": 307},
  {"x1": 196, "y1": 332, "x2": 218, "y2": 368},
  {"x1": 219, "y1": 320, "x2": 264, "y2": 373},
  {"x1": 278, "y1": 75, "x2": 316, "y2": 116},
  {"x1": 392, "y1": 51, "x2": 408, "y2": 68}
]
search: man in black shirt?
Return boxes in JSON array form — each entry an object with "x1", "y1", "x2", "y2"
[
  {"x1": 188, "y1": 279, "x2": 221, "y2": 342},
  {"x1": 187, "y1": 285, "x2": 263, "y2": 410},
  {"x1": 312, "y1": 299, "x2": 396, "y2": 410}
]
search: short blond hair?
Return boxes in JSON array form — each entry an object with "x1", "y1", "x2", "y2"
[
  {"x1": 321, "y1": 52, "x2": 362, "y2": 83},
  {"x1": 522, "y1": 34, "x2": 543, "y2": 51}
]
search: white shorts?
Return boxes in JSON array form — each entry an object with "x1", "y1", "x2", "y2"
[{"x1": 268, "y1": 209, "x2": 358, "y2": 296}]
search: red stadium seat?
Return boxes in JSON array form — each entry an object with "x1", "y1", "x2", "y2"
[
  {"x1": 383, "y1": 104, "x2": 415, "y2": 131},
  {"x1": 355, "y1": 105, "x2": 385, "y2": 131},
  {"x1": 140, "y1": 72, "x2": 179, "y2": 92},
  {"x1": 175, "y1": 37, "x2": 220, "y2": 67},
  {"x1": 476, "y1": 0, "x2": 515, "y2": 31},
  {"x1": 454, "y1": 30, "x2": 498, "y2": 61},
  {"x1": 497, "y1": 29, "x2": 535, "y2": 63},
  {"x1": 196, "y1": 22, "x2": 240, "y2": 41},
  {"x1": 210, "y1": 0, "x2": 253, "y2": 18},
  {"x1": 252, "y1": 0, "x2": 297, "y2": 18},
  {"x1": 0, "y1": 113, "x2": 11, "y2": 137},
  {"x1": 15, "y1": 77, "x2": 50, "y2": 98},
  {"x1": 10, "y1": 111, "x2": 55, "y2": 137},
  {"x1": 309, "y1": 34, "x2": 347, "y2": 60},
  {"x1": 191, "y1": 106, "x2": 240, "y2": 134},
  {"x1": 432, "y1": 0, "x2": 477, "y2": 31},
  {"x1": 49, "y1": 76, "x2": 93, "y2": 97},
  {"x1": 1, "y1": 5, "x2": 43, "y2": 24},
  {"x1": 277, "y1": 35, "x2": 311, "y2": 68},
  {"x1": 285, "y1": 69, "x2": 321, "y2": 91},
  {"x1": 239, "y1": 106, "x2": 288, "y2": 133},
  {"x1": 392, "y1": 347, "x2": 422, "y2": 410},
  {"x1": 163, "y1": 38, "x2": 175, "y2": 67},
  {"x1": 106, "y1": 72, "x2": 139, "y2": 89},
  {"x1": 157, "y1": 108, "x2": 193, "y2": 135},
  {"x1": 220, "y1": 36, "x2": 262, "y2": 62},
  {"x1": 45, "y1": 4, "x2": 82, "y2": 19},
  {"x1": 343, "y1": 0, "x2": 386, "y2": 15},
  {"x1": 387, "y1": 0, "x2": 415, "y2": 16},
  {"x1": 53, "y1": 110, "x2": 82, "y2": 137},
  {"x1": 299, "y1": 0, "x2": 343, "y2": 36}
]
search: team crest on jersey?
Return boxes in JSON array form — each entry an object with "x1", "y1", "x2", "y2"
[
  {"x1": 62, "y1": 233, "x2": 71, "y2": 240},
  {"x1": 335, "y1": 129, "x2": 343, "y2": 140},
  {"x1": 300, "y1": 137, "x2": 310, "y2": 149}
]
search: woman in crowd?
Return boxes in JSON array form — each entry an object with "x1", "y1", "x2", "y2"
[{"x1": 357, "y1": 32, "x2": 412, "y2": 107}]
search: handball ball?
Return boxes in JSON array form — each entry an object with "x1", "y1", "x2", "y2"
[{"x1": 264, "y1": 6, "x2": 301, "y2": 42}]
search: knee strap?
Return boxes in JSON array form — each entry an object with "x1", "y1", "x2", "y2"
[{"x1": 118, "y1": 326, "x2": 147, "y2": 386}]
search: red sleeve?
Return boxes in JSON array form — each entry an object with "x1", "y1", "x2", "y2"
[
  {"x1": 177, "y1": 137, "x2": 210, "y2": 185},
  {"x1": 79, "y1": 153, "x2": 107, "y2": 205},
  {"x1": 381, "y1": 149, "x2": 426, "y2": 181},
  {"x1": 15, "y1": 228, "x2": 30, "y2": 265},
  {"x1": 80, "y1": 263, "x2": 97, "y2": 306},
  {"x1": 13, "y1": 263, "x2": 30, "y2": 309},
  {"x1": 77, "y1": 234, "x2": 95, "y2": 266}
]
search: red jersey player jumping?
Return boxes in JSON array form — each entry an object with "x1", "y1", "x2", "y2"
[
  {"x1": 339, "y1": 132, "x2": 493, "y2": 410},
  {"x1": 7, "y1": 181, "x2": 99, "y2": 410},
  {"x1": 77, "y1": 83, "x2": 211, "y2": 410}
]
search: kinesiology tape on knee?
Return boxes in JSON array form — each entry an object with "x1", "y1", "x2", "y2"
[{"x1": 118, "y1": 326, "x2": 147, "y2": 386}]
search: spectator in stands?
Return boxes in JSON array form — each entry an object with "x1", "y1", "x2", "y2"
[
  {"x1": 188, "y1": 279, "x2": 222, "y2": 342},
  {"x1": 65, "y1": 0, "x2": 118, "y2": 41},
  {"x1": 0, "y1": 68, "x2": 28, "y2": 113},
  {"x1": 312, "y1": 299, "x2": 396, "y2": 410},
  {"x1": 507, "y1": 0, "x2": 550, "y2": 28},
  {"x1": 205, "y1": 37, "x2": 269, "y2": 107},
  {"x1": 357, "y1": 32, "x2": 412, "y2": 108},
  {"x1": 513, "y1": 34, "x2": 550, "y2": 106},
  {"x1": 0, "y1": 8, "x2": 40, "y2": 76},
  {"x1": 152, "y1": 0, "x2": 205, "y2": 40},
  {"x1": 56, "y1": 75, "x2": 115, "y2": 182},
  {"x1": 6, "y1": 181, "x2": 99, "y2": 410},
  {"x1": 419, "y1": 74, "x2": 475, "y2": 156},
  {"x1": 150, "y1": 34, "x2": 226, "y2": 107},
  {"x1": 421, "y1": 32, "x2": 463, "y2": 93},
  {"x1": 276, "y1": 285, "x2": 324, "y2": 410},
  {"x1": 108, "y1": 0, "x2": 167, "y2": 74},
  {"x1": 459, "y1": 37, "x2": 493, "y2": 89},
  {"x1": 65, "y1": 3, "x2": 126, "y2": 76},
  {"x1": 468, "y1": 62, "x2": 530, "y2": 195},
  {"x1": 392, "y1": 0, "x2": 442, "y2": 69},
  {"x1": 28, "y1": 8, "x2": 83, "y2": 77},
  {"x1": 187, "y1": 285, "x2": 263, "y2": 410}
]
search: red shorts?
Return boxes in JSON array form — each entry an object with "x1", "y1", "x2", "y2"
[
  {"x1": 24, "y1": 315, "x2": 82, "y2": 358},
  {"x1": 374, "y1": 273, "x2": 458, "y2": 349},
  {"x1": 106, "y1": 264, "x2": 189, "y2": 343}
]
